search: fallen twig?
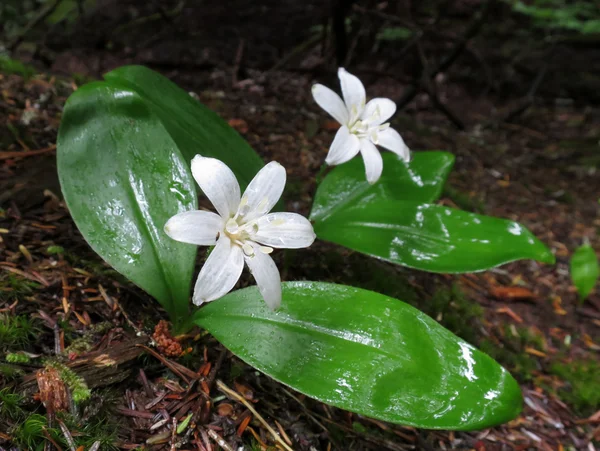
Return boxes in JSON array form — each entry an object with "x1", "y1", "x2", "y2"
[
  {"x1": 0, "y1": 145, "x2": 57, "y2": 160},
  {"x1": 415, "y1": 40, "x2": 465, "y2": 130},
  {"x1": 7, "y1": 0, "x2": 61, "y2": 51},
  {"x1": 396, "y1": 0, "x2": 493, "y2": 110},
  {"x1": 217, "y1": 380, "x2": 294, "y2": 451}
]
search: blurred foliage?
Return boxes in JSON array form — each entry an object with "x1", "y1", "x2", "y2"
[
  {"x1": 551, "y1": 359, "x2": 600, "y2": 416},
  {"x1": 376, "y1": 26, "x2": 413, "y2": 42},
  {"x1": 0, "y1": 0, "x2": 42, "y2": 41},
  {"x1": 0, "y1": 55, "x2": 36, "y2": 77},
  {"x1": 0, "y1": 314, "x2": 38, "y2": 350},
  {"x1": 507, "y1": 0, "x2": 600, "y2": 34},
  {"x1": 0, "y1": 0, "x2": 96, "y2": 44},
  {"x1": 570, "y1": 243, "x2": 599, "y2": 302}
]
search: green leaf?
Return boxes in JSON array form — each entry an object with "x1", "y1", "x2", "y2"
[
  {"x1": 570, "y1": 244, "x2": 599, "y2": 301},
  {"x1": 57, "y1": 82, "x2": 197, "y2": 326},
  {"x1": 313, "y1": 199, "x2": 555, "y2": 273},
  {"x1": 194, "y1": 282, "x2": 522, "y2": 430},
  {"x1": 311, "y1": 151, "x2": 455, "y2": 222},
  {"x1": 103, "y1": 65, "x2": 265, "y2": 190}
]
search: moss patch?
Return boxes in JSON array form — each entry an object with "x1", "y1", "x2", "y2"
[
  {"x1": 551, "y1": 359, "x2": 600, "y2": 416},
  {"x1": 0, "y1": 313, "x2": 38, "y2": 350}
]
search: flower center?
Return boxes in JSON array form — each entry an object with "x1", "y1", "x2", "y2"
[
  {"x1": 347, "y1": 104, "x2": 390, "y2": 141},
  {"x1": 224, "y1": 218, "x2": 272, "y2": 257},
  {"x1": 349, "y1": 120, "x2": 390, "y2": 142}
]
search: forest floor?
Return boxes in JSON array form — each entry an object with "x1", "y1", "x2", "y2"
[{"x1": 1, "y1": 0, "x2": 599, "y2": 450}]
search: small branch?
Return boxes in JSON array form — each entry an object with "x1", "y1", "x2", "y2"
[
  {"x1": 206, "y1": 428, "x2": 234, "y2": 451},
  {"x1": 415, "y1": 40, "x2": 465, "y2": 130},
  {"x1": 217, "y1": 380, "x2": 294, "y2": 451},
  {"x1": 0, "y1": 145, "x2": 56, "y2": 160},
  {"x1": 396, "y1": 0, "x2": 494, "y2": 109},
  {"x1": 232, "y1": 39, "x2": 245, "y2": 85},
  {"x1": 331, "y1": 0, "x2": 356, "y2": 66},
  {"x1": 267, "y1": 33, "x2": 321, "y2": 74},
  {"x1": 502, "y1": 64, "x2": 549, "y2": 123},
  {"x1": 7, "y1": 0, "x2": 61, "y2": 51}
]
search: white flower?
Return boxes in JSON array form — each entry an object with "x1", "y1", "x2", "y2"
[
  {"x1": 164, "y1": 155, "x2": 316, "y2": 309},
  {"x1": 312, "y1": 67, "x2": 410, "y2": 184}
]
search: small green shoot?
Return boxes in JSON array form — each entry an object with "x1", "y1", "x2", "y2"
[{"x1": 47, "y1": 245, "x2": 65, "y2": 255}]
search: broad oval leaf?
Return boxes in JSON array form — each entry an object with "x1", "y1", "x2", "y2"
[
  {"x1": 570, "y1": 244, "x2": 599, "y2": 301},
  {"x1": 57, "y1": 82, "x2": 197, "y2": 324},
  {"x1": 103, "y1": 65, "x2": 265, "y2": 190},
  {"x1": 194, "y1": 282, "x2": 522, "y2": 430},
  {"x1": 310, "y1": 151, "x2": 454, "y2": 222},
  {"x1": 313, "y1": 199, "x2": 555, "y2": 272}
]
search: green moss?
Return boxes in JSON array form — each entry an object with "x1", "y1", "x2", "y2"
[
  {"x1": 425, "y1": 284, "x2": 484, "y2": 343},
  {"x1": 45, "y1": 361, "x2": 91, "y2": 403},
  {"x1": 12, "y1": 414, "x2": 54, "y2": 450},
  {"x1": 0, "y1": 313, "x2": 38, "y2": 349},
  {"x1": 11, "y1": 410, "x2": 119, "y2": 451},
  {"x1": 551, "y1": 359, "x2": 600, "y2": 416},
  {"x1": 479, "y1": 339, "x2": 537, "y2": 381},
  {"x1": 0, "y1": 274, "x2": 41, "y2": 302},
  {"x1": 478, "y1": 326, "x2": 545, "y2": 382},
  {"x1": 60, "y1": 411, "x2": 119, "y2": 450},
  {"x1": 6, "y1": 352, "x2": 31, "y2": 363},
  {"x1": 0, "y1": 388, "x2": 25, "y2": 420},
  {"x1": 0, "y1": 363, "x2": 24, "y2": 380}
]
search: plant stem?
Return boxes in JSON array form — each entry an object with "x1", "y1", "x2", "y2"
[{"x1": 315, "y1": 162, "x2": 329, "y2": 185}]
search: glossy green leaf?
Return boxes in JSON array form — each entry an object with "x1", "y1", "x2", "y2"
[
  {"x1": 310, "y1": 151, "x2": 454, "y2": 222},
  {"x1": 57, "y1": 82, "x2": 197, "y2": 326},
  {"x1": 570, "y1": 244, "x2": 599, "y2": 301},
  {"x1": 313, "y1": 199, "x2": 555, "y2": 273},
  {"x1": 103, "y1": 65, "x2": 265, "y2": 190},
  {"x1": 194, "y1": 282, "x2": 522, "y2": 430}
]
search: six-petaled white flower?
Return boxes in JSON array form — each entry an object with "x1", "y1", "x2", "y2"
[
  {"x1": 312, "y1": 67, "x2": 410, "y2": 184},
  {"x1": 164, "y1": 155, "x2": 316, "y2": 309}
]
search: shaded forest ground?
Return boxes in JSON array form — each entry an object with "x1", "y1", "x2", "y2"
[{"x1": 1, "y1": 0, "x2": 599, "y2": 449}]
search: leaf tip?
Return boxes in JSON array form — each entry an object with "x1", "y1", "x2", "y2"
[{"x1": 538, "y1": 247, "x2": 556, "y2": 265}]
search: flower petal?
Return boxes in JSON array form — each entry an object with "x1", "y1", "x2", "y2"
[
  {"x1": 238, "y1": 161, "x2": 286, "y2": 223},
  {"x1": 325, "y1": 126, "x2": 360, "y2": 166},
  {"x1": 164, "y1": 210, "x2": 223, "y2": 246},
  {"x1": 193, "y1": 236, "x2": 244, "y2": 305},
  {"x1": 253, "y1": 212, "x2": 316, "y2": 249},
  {"x1": 311, "y1": 84, "x2": 349, "y2": 125},
  {"x1": 362, "y1": 98, "x2": 396, "y2": 126},
  {"x1": 338, "y1": 68, "x2": 366, "y2": 122},
  {"x1": 360, "y1": 138, "x2": 383, "y2": 185},
  {"x1": 191, "y1": 155, "x2": 241, "y2": 219},
  {"x1": 244, "y1": 249, "x2": 281, "y2": 309},
  {"x1": 378, "y1": 127, "x2": 411, "y2": 162}
]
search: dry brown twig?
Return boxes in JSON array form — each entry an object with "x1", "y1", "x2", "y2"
[{"x1": 216, "y1": 380, "x2": 294, "y2": 451}]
